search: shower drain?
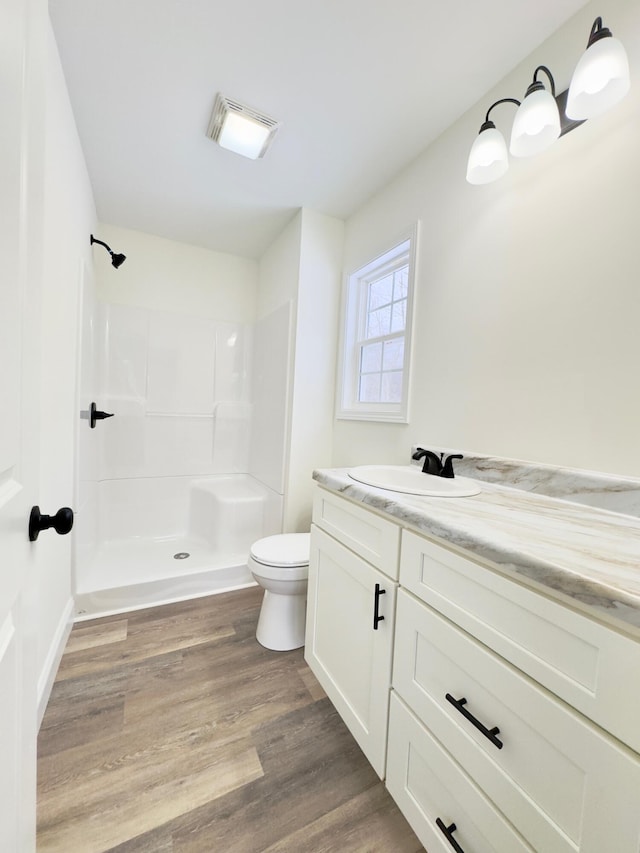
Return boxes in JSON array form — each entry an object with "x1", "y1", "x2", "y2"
[{"x1": 173, "y1": 552, "x2": 190, "y2": 560}]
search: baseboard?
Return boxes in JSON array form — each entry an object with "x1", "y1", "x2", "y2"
[{"x1": 37, "y1": 597, "x2": 74, "y2": 730}]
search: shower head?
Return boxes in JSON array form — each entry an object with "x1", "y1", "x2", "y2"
[{"x1": 90, "y1": 234, "x2": 127, "y2": 269}]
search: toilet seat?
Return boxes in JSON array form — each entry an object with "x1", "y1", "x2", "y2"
[
  {"x1": 249, "y1": 533, "x2": 310, "y2": 568},
  {"x1": 248, "y1": 558, "x2": 308, "y2": 582}
]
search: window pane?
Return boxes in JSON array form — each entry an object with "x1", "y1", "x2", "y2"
[
  {"x1": 366, "y1": 305, "x2": 391, "y2": 338},
  {"x1": 381, "y1": 371, "x2": 403, "y2": 403},
  {"x1": 393, "y1": 266, "x2": 408, "y2": 300},
  {"x1": 383, "y1": 337, "x2": 404, "y2": 371},
  {"x1": 368, "y1": 274, "x2": 393, "y2": 310},
  {"x1": 359, "y1": 373, "x2": 381, "y2": 403},
  {"x1": 390, "y1": 299, "x2": 406, "y2": 333},
  {"x1": 360, "y1": 342, "x2": 382, "y2": 374}
]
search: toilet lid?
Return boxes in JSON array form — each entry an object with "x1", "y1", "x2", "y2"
[{"x1": 250, "y1": 533, "x2": 310, "y2": 567}]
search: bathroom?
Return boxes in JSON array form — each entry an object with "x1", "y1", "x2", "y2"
[{"x1": 4, "y1": 0, "x2": 640, "y2": 848}]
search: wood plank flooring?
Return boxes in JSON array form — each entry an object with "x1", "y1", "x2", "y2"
[{"x1": 37, "y1": 586, "x2": 424, "y2": 852}]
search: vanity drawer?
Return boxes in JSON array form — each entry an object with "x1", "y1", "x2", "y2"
[
  {"x1": 400, "y1": 529, "x2": 640, "y2": 752},
  {"x1": 312, "y1": 486, "x2": 400, "y2": 580},
  {"x1": 387, "y1": 692, "x2": 534, "y2": 853},
  {"x1": 393, "y1": 589, "x2": 640, "y2": 853}
]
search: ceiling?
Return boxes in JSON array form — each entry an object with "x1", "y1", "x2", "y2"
[{"x1": 49, "y1": 0, "x2": 589, "y2": 260}]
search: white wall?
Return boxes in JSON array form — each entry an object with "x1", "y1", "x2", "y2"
[
  {"x1": 284, "y1": 209, "x2": 343, "y2": 532},
  {"x1": 93, "y1": 223, "x2": 258, "y2": 322},
  {"x1": 252, "y1": 210, "x2": 344, "y2": 531},
  {"x1": 37, "y1": 21, "x2": 97, "y2": 715},
  {"x1": 250, "y1": 213, "x2": 301, "y2": 494},
  {"x1": 249, "y1": 303, "x2": 293, "y2": 496},
  {"x1": 255, "y1": 212, "x2": 302, "y2": 322},
  {"x1": 334, "y1": 0, "x2": 640, "y2": 478}
]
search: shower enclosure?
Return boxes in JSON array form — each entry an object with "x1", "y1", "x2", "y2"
[{"x1": 74, "y1": 286, "x2": 290, "y2": 618}]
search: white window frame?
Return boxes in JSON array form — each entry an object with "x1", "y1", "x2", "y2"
[{"x1": 336, "y1": 224, "x2": 418, "y2": 423}]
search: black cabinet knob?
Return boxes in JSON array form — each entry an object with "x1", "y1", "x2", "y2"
[{"x1": 29, "y1": 506, "x2": 74, "y2": 542}]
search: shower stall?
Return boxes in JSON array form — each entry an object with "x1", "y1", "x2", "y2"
[{"x1": 74, "y1": 280, "x2": 291, "y2": 618}]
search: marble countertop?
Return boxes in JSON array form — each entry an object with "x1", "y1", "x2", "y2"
[{"x1": 313, "y1": 467, "x2": 640, "y2": 636}]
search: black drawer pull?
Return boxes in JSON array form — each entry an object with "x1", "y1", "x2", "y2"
[
  {"x1": 445, "y1": 693, "x2": 503, "y2": 749},
  {"x1": 436, "y1": 818, "x2": 465, "y2": 853},
  {"x1": 373, "y1": 583, "x2": 386, "y2": 630}
]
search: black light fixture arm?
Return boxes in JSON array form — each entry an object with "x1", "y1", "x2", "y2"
[
  {"x1": 531, "y1": 65, "x2": 556, "y2": 96},
  {"x1": 481, "y1": 97, "x2": 521, "y2": 131},
  {"x1": 588, "y1": 16, "x2": 611, "y2": 47}
]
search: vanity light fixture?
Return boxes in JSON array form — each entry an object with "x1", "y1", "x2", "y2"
[
  {"x1": 466, "y1": 16, "x2": 630, "y2": 185},
  {"x1": 207, "y1": 94, "x2": 281, "y2": 160},
  {"x1": 90, "y1": 234, "x2": 126, "y2": 269}
]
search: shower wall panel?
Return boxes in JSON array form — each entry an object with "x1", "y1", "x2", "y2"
[{"x1": 97, "y1": 303, "x2": 253, "y2": 538}]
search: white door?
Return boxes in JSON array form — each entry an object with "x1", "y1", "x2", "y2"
[{"x1": 1, "y1": 0, "x2": 46, "y2": 850}]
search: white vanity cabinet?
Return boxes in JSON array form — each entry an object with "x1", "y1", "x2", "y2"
[
  {"x1": 305, "y1": 488, "x2": 400, "y2": 778},
  {"x1": 389, "y1": 531, "x2": 640, "y2": 853},
  {"x1": 308, "y1": 484, "x2": 640, "y2": 853}
]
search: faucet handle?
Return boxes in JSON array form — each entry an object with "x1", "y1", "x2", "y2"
[{"x1": 441, "y1": 453, "x2": 463, "y2": 479}]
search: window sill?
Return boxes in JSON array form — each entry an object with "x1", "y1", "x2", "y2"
[{"x1": 336, "y1": 410, "x2": 409, "y2": 424}]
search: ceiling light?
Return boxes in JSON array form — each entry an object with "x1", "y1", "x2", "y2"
[
  {"x1": 566, "y1": 17, "x2": 630, "y2": 120},
  {"x1": 510, "y1": 66, "x2": 561, "y2": 158},
  {"x1": 207, "y1": 94, "x2": 280, "y2": 160}
]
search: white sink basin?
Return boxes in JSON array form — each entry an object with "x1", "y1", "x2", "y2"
[{"x1": 347, "y1": 465, "x2": 481, "y2": 497}]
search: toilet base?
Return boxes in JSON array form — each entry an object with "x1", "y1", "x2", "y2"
[{"x1": 256, "y1": 589, "x2": 307, "y2": 651}]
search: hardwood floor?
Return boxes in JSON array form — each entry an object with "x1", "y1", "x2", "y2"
[{"x1": 37, "y1": 586, "x2": 424, "y2": 852}]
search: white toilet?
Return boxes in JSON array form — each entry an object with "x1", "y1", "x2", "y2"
[{"x1": 248, "y1": 533, "x2": 310, "y2": 651}]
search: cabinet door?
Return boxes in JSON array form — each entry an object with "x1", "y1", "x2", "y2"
[{"x1": 305, "y1": 524, "x2": 396, "y2": 777}]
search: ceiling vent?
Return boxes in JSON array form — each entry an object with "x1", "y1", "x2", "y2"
[{"x1": 207, "y1": 94, "x2": 281, "y2": 160}]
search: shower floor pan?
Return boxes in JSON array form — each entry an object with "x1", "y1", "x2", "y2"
[{"x1": 74, "y1": 536, "x2": 255, "y2": 619}]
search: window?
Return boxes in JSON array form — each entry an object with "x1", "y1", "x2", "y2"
[{"x1": 337, "y1": 226, "x2": 417, "y2": 422}]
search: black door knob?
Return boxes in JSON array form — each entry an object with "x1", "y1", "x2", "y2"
[
  {"x1": 90, "y1": 402, "x2": 114, "y2": 428},
  {"x1": 29, "y1": 506, "x2": 74, "y2": 542}
]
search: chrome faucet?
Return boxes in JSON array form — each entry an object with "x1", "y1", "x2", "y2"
[{"x1": 412, "y1": 448, "x2": 463, "y2": 479}]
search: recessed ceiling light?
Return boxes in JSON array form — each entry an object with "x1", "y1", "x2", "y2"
[{"x1": 206, "y1": 94, "x2": 280, "y2": 160}]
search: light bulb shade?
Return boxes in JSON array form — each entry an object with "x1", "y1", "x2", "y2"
[
  {"x1": 218, "y1": 112, "x2": 271, "y2": 160},
  {"x1": 509, "y1": 89, "x2": 560, "y2": 157},
  {"x1": 567, "y1": 35, "x2": 630, "y2": 119},
  {"x1": 466, "y1": 126, "x2": 509, "y2": 185}
]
